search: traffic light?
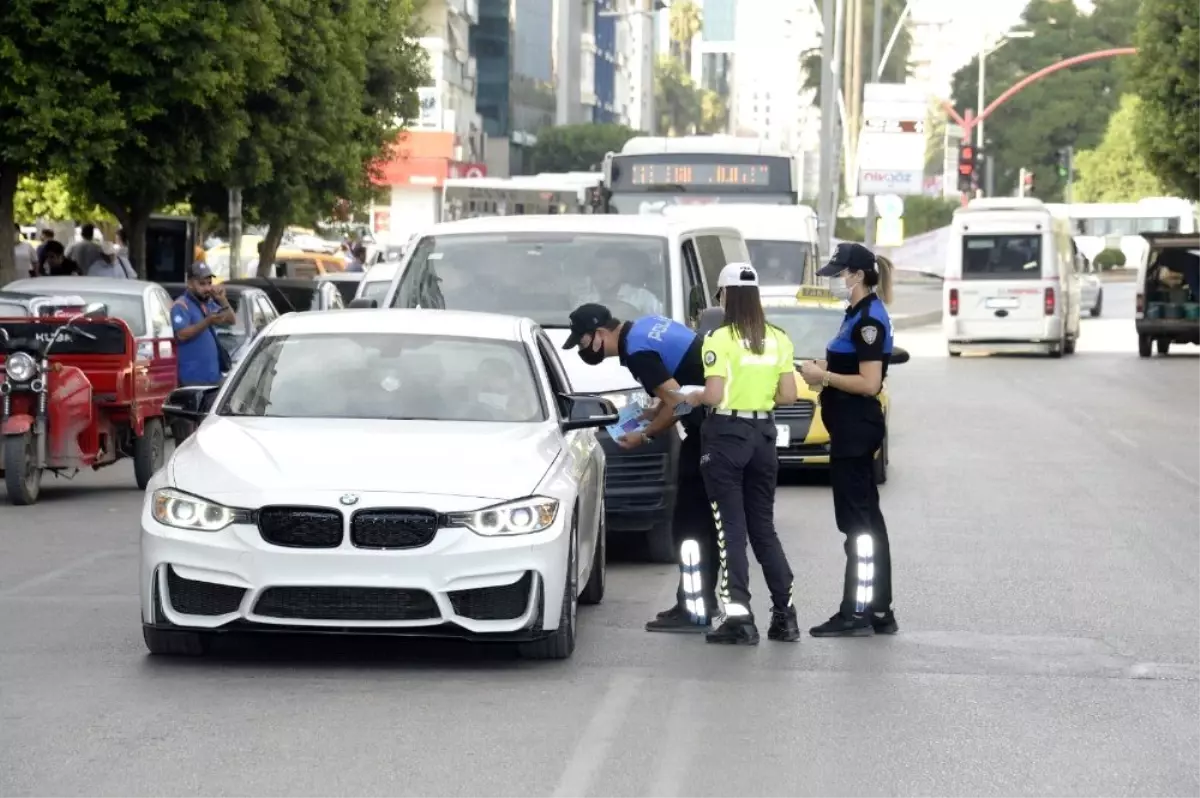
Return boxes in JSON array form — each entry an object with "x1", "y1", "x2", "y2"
[
  {"x1": 957, "y1": 143, "x2": 977, "y2": 193},
  {"x1": 1055, "y1": 147, "x2": 1072, "y2": 179}
]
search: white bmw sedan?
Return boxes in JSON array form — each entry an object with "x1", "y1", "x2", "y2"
[{"x1": 141, "y1": 309, "x2": 617, "y2": 660}]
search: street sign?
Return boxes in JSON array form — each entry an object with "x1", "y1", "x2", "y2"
[{"x1": 857, "y1": 83, "x2": 928, "y2": 197}]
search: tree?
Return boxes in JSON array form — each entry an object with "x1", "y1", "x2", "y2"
[
  {"x1": 1131, "y1": 0, "x2": 1199, "y2": 200},
  {"x1": 0, "y1": 0, "x2": 128, "y2": 284},
  {"x1": 191, "y1": 0, "x2": 428, "y2": 275},
  {"x1": 13, "y1": 174, "x2": 111, "y2": 225},
  {"x1": 530, "y1": 124, "x2": 639, "y2": 173},
  {"x1": 949, "y1": 0, "x2": 1136, "y2": 200},
  {"x1": 1074, "y1": 95, "x2": 1166, "y2": 202},
  {"x1": 71, "y1": 0, "x2": 287, "y2": 276},
  {"x1": 801, "y1": 0, "x2": 914, "y2": 105},
  {"x1": 655, "y1": 56, "x2": 702, "y2": 136},
  {"x1": 669, "y1": 0, "x2": 703, "y2": 74},
  {"x1": 699, "y1": 90, "x2": 729, "y2": 135}
]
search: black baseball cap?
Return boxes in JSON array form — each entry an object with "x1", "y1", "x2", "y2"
[
  {"x1": 562, "y1": 303, "x2": 614, "y2": 349},
  {"x1": 187, "y1": 261, "x2": 214, "y2": 280},
  {"x1": 817, "y1": 242, "x2": 879, "y2": 277}
]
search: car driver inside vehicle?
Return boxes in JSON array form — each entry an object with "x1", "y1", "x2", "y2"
[{"x1": 579, "y1": 248, "x2": 664, "y2": 317}]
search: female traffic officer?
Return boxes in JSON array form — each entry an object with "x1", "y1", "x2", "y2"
[
  {"x1": 798, "y1": 242, "x2": 897, "y2": 638},
  {"x1": 693, "y1": 262, "x2": 800, "y2": 646}
]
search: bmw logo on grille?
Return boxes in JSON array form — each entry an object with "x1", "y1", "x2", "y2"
[{"x1": 339, "y1": 494, "x2": 360, "y2": 506}]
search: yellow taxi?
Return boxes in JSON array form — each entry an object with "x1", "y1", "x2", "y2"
[{"x1": 761, "y1": 284, "x2": 906, "y2": 484}]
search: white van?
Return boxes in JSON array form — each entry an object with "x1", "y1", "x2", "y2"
[
  {"x1": 379, "y1": 214, "x2": 749, "y2": 563},
  {"x1": 661, "y1": 203, "x2": 821, "y2": 285},
  {"x1": 943, "y1": 198, "x2": 1082, "y2": 358}
]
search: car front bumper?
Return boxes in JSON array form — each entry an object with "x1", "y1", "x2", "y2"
[{"x1": 140, "y1": 493, "x2": 572, "y2": 640}]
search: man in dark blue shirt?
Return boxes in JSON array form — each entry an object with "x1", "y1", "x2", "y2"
[
  {"x1": 564, "y1": 303, "x2": 719, "y2": 633},
  {"x1": 171, "y1": 262, "x2": 235, "y2": 387}
]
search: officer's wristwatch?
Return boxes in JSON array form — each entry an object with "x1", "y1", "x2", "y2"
[{"x1": 821, "y1": 373, "x2": 831, "y2": 388}]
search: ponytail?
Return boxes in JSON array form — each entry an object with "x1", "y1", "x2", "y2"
[{"x1": 868, "y1": 255, "x2": 894, "y2": 305}]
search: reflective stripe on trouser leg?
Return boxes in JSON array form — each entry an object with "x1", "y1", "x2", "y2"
[
  {"x1": 711, "y1": 500, "x2": 748, "y2": 617},
  {"x1": 679, "y1": 539, "x2": 707, "y2": 625},
  {"x1": 854, "y1": 533, "x2": 875, "y2": 615}
]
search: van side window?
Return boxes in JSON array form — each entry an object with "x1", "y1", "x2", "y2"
[
  {"x1": 680, "y1": 239, "x2": 705, "y2": 326},
  {"x1": 695, "y1": 234, "x2": 728, "y2": 295},
  {"x1": 719, "y1": 234, "x2": 749, "y2": 264}
]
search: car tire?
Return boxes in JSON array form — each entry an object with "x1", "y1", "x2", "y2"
[
  {"x1": 873, "y1": 436, "x2": 888, "y2": 485},
  {"x1": 579, "y1": 501, "x2": 606, "y2": 606},
  {"x1": 134, "y1": 418, "x2": 165, "y2": 490},
  {"x1": 1090, "y1": 290, "x2": 1103, "y2": 317},
  {"x1": 4, "y1": 431, "x2": 41, "y2": 506},
  {"x1": 518, "y1": 520, "x2": 578, "y2": 661},
  {"x1": 1138, "y1": 334, "x2": 1152, "y2": 358},
  {"x1": 142, "y1": 625, "x2": 210, "y2": 656},
  {"x1": 1156, "y1": 339, "x2": 1171, "y2": 356}
]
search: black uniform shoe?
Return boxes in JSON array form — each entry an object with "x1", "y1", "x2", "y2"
[
  {"x1": 646, "y1": 605, "x2": 709, "y2": 633},
  {"x1": 767, "y1": 607, "x2": 801, "y2": 642},
  {"x1": 871, "y1": 610, "x2": 899, "y2": 634},
  {"x1": 706, "y1": 616, "x2": 760, "y2": 645},
  {"x1": 809, "y1": 612, "x2": 875, "y2": 638}
]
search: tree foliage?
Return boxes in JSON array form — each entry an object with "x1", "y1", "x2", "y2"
[
  {"x1": 530, "y1": 124, "x2": 639, "y2": 173},
  {"x1": 801, "y1": 0, "x2": 913, "y2": 105},
  {"x1": 1131, "y1": 0, "x2": 1199, "y2": 200},
  {"x1": 654, "y1": 57, "x2": 726, "y2": 136},
  {"x1": 668, "y1": 0, "x2": 703, "y2": 73},
  {"x1": 949, "y1": 0, "x2": 1139, "y2": 201},
  {"x1": 1074, "y1": 95, "x2": 1166, "y2": 202},
  {"x1": 13, "y1": 174, "x2": 111, "y2": 225}
]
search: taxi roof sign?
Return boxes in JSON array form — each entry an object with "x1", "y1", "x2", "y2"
[{"x1": 796, "y1": 285, "x2": 835, "y2": 300}]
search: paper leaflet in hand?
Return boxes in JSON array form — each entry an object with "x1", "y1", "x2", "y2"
[
  {"x1": 670, "y1": 385, "x2": 705, "y2": 417},
  {"x1": 605, "y1": 404, "x2": 649, "y2": 442}
]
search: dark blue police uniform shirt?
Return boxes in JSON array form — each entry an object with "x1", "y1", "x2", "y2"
[
  {"x1": 171, "y1": 293, "x2": 223, "y2": 385},
  {"x1": 618, "y1": 316, "x2": 706, "y2": 429},
  {"x1": 821, "y1": 293, "x2": 893, "y2": 455}
]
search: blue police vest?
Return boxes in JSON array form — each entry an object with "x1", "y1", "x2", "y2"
[
  {"x1": 623, "y1": 316, "x2": 697, "y2": 374},
  {"x1": 827, "y1": 295, "x2": 894, "y2": 357}
]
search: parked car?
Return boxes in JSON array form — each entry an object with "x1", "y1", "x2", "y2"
[
  {"x1": 320, "y1": 272, "x2": 364, "y2": 305},
  {"x1": 143, "y1": 309, "x2": 617, "y2": 659},
  {"x1": 224, "y1": 277, "x2": 345, "y2": 313}
]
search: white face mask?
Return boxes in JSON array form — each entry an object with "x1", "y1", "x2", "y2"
[{"x1": 830, "y1": 275, "x2": 851, "y2": 300}]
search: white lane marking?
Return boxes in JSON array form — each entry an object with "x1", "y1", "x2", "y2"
[
  {"x1": 1158, "y1": 459, "x2": 1200, "y2": 488},
  {"x1": 552, "y1": 671, "x2": 644, "y2": 798},
  {"x1": 648, "y1": 679, "x2": 701, "y2": 798},
  {"x1": 0, "y1": 550, "x2": 120, "y2": 597}
]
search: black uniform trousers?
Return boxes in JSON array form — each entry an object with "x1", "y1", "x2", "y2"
[
  {"x1": 673, "y1": 427, "x2": 720, "y2": 615},
  {"x1": 825, "y1": 395, "x2": 893, "y2": 617},
  {"x1": 699, "y1": 413, "x2": 794, "y2": 613}
]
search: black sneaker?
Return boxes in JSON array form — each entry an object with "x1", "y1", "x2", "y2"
[
  {"x1": 871, "y1": 610, "x2": 899, "y2": 635},
  {"x1": 646, "y1": 605, "x2": 709, "y2": 633},
  {"x1": 767, "y1": 607, "x2": 801, "y2": 642},
  {"x1": 706, "y1": 616, "x2": 760, "y2": 645},
  {"x1": 809, "y1": 612, "x2": 875, "y2": 638}
]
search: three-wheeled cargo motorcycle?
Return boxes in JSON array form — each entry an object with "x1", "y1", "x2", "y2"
[{"x1": 0, "y1": 302, "x2": 177, "y2": 505}]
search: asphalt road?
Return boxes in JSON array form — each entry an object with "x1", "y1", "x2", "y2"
[{"x1": 2, "y1": 282, "x2": 1197, "y2": 797}]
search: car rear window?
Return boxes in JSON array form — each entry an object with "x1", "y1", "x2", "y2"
[{"x1": 962, "y1": 234, "x2": 1042, "y2": 279}]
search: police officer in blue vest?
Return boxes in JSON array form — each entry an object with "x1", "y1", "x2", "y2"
[
  {"x1": 564, "y1": 303, "x2": 720, "y2": 634},
  {"x1": 798, "y1": 243, "x2": 899, "y2": 638}
]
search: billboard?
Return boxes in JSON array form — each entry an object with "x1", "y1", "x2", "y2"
[{"x1": 856, "y1": 83, "x2": 929, "y2": 197}]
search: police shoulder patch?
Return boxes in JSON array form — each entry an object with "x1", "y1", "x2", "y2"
[
  {"x1": 860, "y1": 325, "x2": 878, "y2": 345},
  {"x1": 704, "y1": 350, "x2": 717, "y2": 366}
]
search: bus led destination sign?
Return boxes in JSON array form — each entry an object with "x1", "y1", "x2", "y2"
[{"x1": 630, "y1": 163, "x2": 772, "y2": 187}]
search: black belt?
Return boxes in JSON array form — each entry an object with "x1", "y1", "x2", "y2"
[{"x1": 711, "y1": 408, "x2": 773, "y2": 419}]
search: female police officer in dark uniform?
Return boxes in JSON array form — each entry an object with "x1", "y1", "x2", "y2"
[
  {"x1": 694, "y1": 263, "x2": 801, "y2": 645},
  {"x1": 798, "y1": 242, "x2": 898, "y2": 638}
]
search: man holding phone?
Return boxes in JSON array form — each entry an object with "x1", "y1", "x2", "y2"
[{"x1": 171, "y1": 262, "x2": 236, "y2": 438}]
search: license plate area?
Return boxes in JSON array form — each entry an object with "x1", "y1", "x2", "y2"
[
  {"x1": 776, "y1": 425, "x2": 791, "y2": 448},
  {"x1": 986, "y1": 297, "x2": 1020, "y2": 310}
]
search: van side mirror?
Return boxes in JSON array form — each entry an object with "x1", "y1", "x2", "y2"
[
  {"x1": 891, "y1": 347, "x2": 910, "y2": 365},
  {"x1": 348, "y1": 298, "x2": 378, "y2": 309},
  {"x1": 560, "y1": 394, "x2": 619, "y2": 432},
  {"x1": 163, "y1": 385, "x2": 221, "y2": 421}
]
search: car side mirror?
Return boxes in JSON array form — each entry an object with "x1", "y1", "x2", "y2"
[
  {"x1": 891, "y1": 346, "x2": 910, "y2": 365},
  {"x1": 348, "y1": 298, "x2": 378, "y2": 309},
  {"x1": 82, "y1": 302, "x2": 107, "y2": 318},
  {"x1": 560, "y1": 394, "x2": 619, "y2": 432},
  {"x1": 163, "y1": 385, "x2": 220, "y2": 421}
]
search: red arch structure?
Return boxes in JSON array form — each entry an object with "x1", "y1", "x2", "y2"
[{"x1": 943, "y1": 47, "x2": 1138, "y2": 134}]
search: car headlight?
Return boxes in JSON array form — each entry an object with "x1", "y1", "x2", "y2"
[
  {"x1": 5, "y1": 352, "x2": 37, "y2": 383},
  {"x1": 151, "y1": 488, "x2": 246, "y2": 532},
  {"x1": 447, "y1": 496, "x2": 560, "y2": 537},
  {"x1": 599, "y1": 388, "x2": 650, "y2": 411}
]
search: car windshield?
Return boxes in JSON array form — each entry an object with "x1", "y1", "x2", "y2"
[
  {"x1": 765, "y1": 306, "x2": 844, "y2": 359},
  {"x1": 391, "y1": 233, "x2": 671, "y2": 324},
  {"x1": 0, "y1": 301, "x2": 29, "y2": 317},
  {"x1": 747, "y1": 240, "x2": 815, "y2": 285},
  {"x1": 359, "y1": 280, "x2": 391, "y2": 302},
  {"x1": 962, "y1": 234, "x2": 1042, "y2": 280},
  {"x1": 219, "y1": 332, "x2": 545, "y2": 422}
]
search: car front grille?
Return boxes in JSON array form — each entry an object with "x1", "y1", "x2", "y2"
[
  {"x1": 351, "y1": 509, "x2": 438, "y2": 549},
  {"x1": 448, "y1": 572, "x2": 534, "y2": 620},
  {"x1": 166, "y1": 566, "x2": 246, "y2": 616},
  {"x1": 775, "y1": 400, "x2": 816, "y2": 421},
  {"x1": 606, "y1": 452, "x2": 669, "y2": 489},
  {"x1": 258, "y1": 507, "x2": 343, "y2": 548},
  {"x1": 253, "y1": 586, "x2": 440, "y2": 621}
]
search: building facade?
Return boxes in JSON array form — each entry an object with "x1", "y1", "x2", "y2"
[{"x1": 556, "y1": 0, "x2": 652, "y2": 130}]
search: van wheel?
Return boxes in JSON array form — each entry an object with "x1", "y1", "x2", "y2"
[
  {"x1": 1138, "y1": 335, "x2": 1152, "y2": 358},
  {"x1": 1156, "y1": 339, "x2": 1171, "y2": 356},
  {"x1": 134, "y1": 419, "x2": 165, "y2": 489}
]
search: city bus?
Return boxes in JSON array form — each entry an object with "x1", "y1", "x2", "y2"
[
  {"x1": 441, "y1": 173, "x2": 602, "y2": 221},
  {"x1": 597, "y1": 136, "x2": 801, "y2": 214},
  {"x1": 1048, "y1": 197, "x2": 1198, "y2": 269}
]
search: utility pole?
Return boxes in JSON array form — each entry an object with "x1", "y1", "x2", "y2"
[
  {"x1": 817, "y1": 0, "x2": 846, "y2": 260},
  {"x1": 228, "y1": 188, "x2": 243, "y2": 279},
  {"x1": 863, "y1": 0, "x2": 883, "y2": 248}
]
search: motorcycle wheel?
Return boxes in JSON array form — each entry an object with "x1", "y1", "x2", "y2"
[{"x1": 4, "y1": 432, "x2": 42, "y2": 506}]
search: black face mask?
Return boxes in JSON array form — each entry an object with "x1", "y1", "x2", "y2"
[{"x1": 578, "y1": 345, "x2": 606, "y2": 366}]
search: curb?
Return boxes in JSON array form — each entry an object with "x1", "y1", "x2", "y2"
[{"x1": 894, "y1": 310, "x2": 942, "y2": 330}]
